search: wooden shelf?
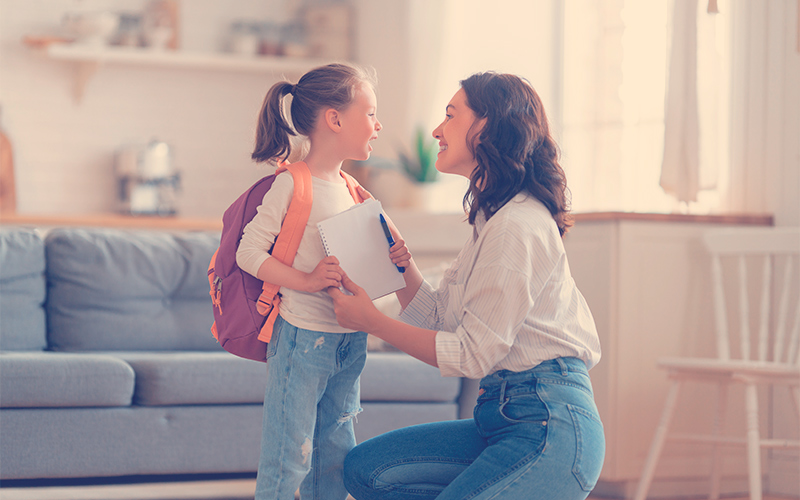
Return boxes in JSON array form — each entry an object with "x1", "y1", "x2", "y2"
[
  {"x1": 42, "y1": 43, "x2": 330, "y2": 101},
  {"x1": 46, "y1": 43, "x2": 328, "y2": 73}
]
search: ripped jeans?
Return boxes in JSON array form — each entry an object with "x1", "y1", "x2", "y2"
[
  {"x1": 255, "y1": 315, "x2": 368, "y2": 500},
  {"x1": 344, "y1": 357, "x2": 605, "y2": 500}
]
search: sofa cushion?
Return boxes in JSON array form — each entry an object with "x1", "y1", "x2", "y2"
[
  {"x1": 0, "y1": 228, "x2": 47, "y2": 351},
  {"x1": 111, "y1": 351, "x2": 457, "y2": 407},
  {"x1": 45, "y1": 229, "x2": 222, "y2": 352},
  {"x1": 360, "y1": 352, "x2": 460, "y2": 403},
  {"x1": 111, "y1": 352, "x2": 268, "y2": 406},
  {"x1": 0, "y1": 352, "x2": 135, "y2": 408}
]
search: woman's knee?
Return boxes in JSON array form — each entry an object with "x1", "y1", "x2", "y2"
[{"x1": 343, "y1": 442, "x2": 372, "y2": 493}]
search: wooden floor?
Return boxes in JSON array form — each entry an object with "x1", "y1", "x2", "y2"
[{"x1": 0, "y1": 478, "x2": 795, "y2": 500}]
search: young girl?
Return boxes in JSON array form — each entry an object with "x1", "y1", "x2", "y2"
[{"x1": 236, "y1": 63, "x2": 388, "y2": 500}]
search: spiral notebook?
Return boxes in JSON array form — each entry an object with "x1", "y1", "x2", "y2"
[{"x1": 317, "y1": 199, "x2": 406, "y2": 300}]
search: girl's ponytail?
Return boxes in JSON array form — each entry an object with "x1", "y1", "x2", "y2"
[{"x1": 252, "y1": 81, "x2": 295, "y2": 164}]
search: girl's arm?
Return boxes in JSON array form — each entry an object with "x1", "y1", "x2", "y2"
[
  {"x1": 238, "y1": 174, "x2": 344, "y2": 293},
  {"x1": 328, "y1": 274, "x2": 438, "y2": 367},
  {"x1": 257, "y1": 255, "x2": 344, "y2": 293}
]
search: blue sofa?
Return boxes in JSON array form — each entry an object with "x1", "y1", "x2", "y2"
[{"x1": 0, "y1": 227, "x2": 474, "y2": 481}]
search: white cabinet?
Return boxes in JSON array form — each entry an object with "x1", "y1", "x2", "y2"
[{"x1": 563, "y1": 214, "x2": 773, "y2": 497}]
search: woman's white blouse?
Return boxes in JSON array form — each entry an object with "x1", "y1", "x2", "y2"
[{"x1": 399, "y1": 194, "x2": 601, "y2": 379}]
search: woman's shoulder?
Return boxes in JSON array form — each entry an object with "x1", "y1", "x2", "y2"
[
  {"x1": 489, "y1": 194, "x2": 560, "y2": 238},
  {"x1": 478, "y1": 194, "x2": 564, "y2": 268}
]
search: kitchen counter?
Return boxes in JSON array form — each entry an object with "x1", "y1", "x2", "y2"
[{"x1": 0, "y1": 211, "x2": 775, "y2": 231}]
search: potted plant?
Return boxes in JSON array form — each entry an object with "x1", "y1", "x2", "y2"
[{"x1": 398, "y1": 126, "x2": 439, "y2": 184}]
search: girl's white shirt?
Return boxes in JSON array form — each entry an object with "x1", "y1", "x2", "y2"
[
  {"x1": 236, "y1": 172, "x2": 357, "y2": 333},
  {"x1": 400, "y1": 193, "x2": 602, "y2": 379}
]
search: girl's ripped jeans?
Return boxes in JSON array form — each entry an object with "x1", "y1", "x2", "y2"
[{"x1": 255, "y1": 316, "x2": 367, "y2": 500}]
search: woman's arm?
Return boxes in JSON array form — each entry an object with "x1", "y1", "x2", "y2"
[{"x1": 328, "y1": 274, "x2": 438, "y2": 367}]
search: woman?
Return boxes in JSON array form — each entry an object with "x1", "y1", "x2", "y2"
[{"x1": 328, "y1": 72, "x2": 604, "y2": 500}]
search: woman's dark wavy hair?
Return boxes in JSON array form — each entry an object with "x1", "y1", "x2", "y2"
[
  {"x1": 252, "y1": 63, "x2": 377, "y2": 164},
  {"x1": 460, "y1": 72, "x2": 573, "y2": 236}
]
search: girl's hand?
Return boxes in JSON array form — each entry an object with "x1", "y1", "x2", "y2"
[
  {"x1": 381, "y1": 213, "x2": 412, "y2": 271},
  {"x1": 328, "y1": 274, "x2": 381, "y2": 332},
  {"x1": 304, "y1": 256, "x2": 344, "y2": 293},
  {"x1": 389, "y1": 238, "x2": 412, "y2": 271}
]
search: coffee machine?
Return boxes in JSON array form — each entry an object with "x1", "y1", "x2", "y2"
[{"x1": 115, "y1": 140, "x2": 180, "y2": 216}]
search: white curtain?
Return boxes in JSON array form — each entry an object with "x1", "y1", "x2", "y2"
[{"x1": 660, "y1": 0, "x2": 701, "y2": 203}]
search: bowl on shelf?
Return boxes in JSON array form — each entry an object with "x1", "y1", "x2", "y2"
[{"x1": 62, "y1": 11, "x2": 120, "y2": 47}]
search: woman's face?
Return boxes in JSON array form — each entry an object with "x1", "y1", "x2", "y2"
[{"x1": 432, "y1": 89, "x2": 484, "y2": 178}]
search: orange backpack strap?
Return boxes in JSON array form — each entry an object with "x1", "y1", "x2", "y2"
[
  {"x1": 342, "y1": 170, "x2": 372, "y2": 203},
  {"x1": 256, "y1": 162, "x2": 313, "y2": 342},
  {"x1": 272, "y1": 162, "x2": 314, "y2": 265}
]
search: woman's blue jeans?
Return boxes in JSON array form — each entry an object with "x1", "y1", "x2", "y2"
[
  {"x1": 255, "y1": 316, "x2": 368, "y2": 500},
  {"x1": 343, "y1": 357, "x2": 605, "y2": 500}
]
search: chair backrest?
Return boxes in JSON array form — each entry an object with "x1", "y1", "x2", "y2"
[{"x1": 703, "y1": 227, "x2": 800, "y2": 366}]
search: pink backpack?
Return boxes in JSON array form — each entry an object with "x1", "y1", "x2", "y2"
[{"x1": 208, "y1": 162, "x2": 366, "y2": 362}]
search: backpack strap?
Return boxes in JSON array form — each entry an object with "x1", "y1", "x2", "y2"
[
  {"x1": 342, "y1": 170, "x2": 372, "y2": 203},
  {"x1": 256, "y1": 162, "x2": 313, "y2": 342}
]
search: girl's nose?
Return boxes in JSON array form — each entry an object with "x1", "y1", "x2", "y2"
[
  {"x1": 375, "y1": 120, "x2": 383, "y2": 132},
  {"x1": 432, "y1": 124, "x2": 442, "y2": 139}
]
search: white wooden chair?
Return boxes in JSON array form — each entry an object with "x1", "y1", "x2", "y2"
[{"x1": 634, "y1": 227, "x2": 800, "y2": 500}]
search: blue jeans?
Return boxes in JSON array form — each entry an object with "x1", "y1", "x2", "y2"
[
  {"x1": 255, "y1": 316, "x2": 368, "y2": 500},
  {"x1": 343, "y1": 357, "x2": 605, "y2": 500}
]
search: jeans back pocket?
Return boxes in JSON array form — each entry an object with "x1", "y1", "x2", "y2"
[{"x1": 567, "y1": 404, "x2": 605, "y2": 492}]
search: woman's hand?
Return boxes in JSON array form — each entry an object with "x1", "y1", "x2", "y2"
[
  {"x1": 303, "y1": 256, "x2": 344, "y2": 293},
  {"x1": 329, "y1": 274, "x2": 439, "y2": 367},
  {"x1": 327, "y1": 274, "x2": 382, "y2": 332}
]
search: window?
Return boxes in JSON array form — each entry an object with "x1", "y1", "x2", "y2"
[
  {"x1": 560, "y1": 0, "x2": 731, "y2": 213},
  {"x1": 423, "y1": 0, "x2": 733, "y2": 214}
]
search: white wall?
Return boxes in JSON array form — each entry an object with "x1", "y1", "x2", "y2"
[
  {"x1": 0, "y1": 0, "x2": 304, "y2": 217},
  {"x1": 0, "y1": 0, "x2": 797, "y2": 224}
]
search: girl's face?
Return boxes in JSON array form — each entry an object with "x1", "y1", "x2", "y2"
[
  {"x1": 432, "y1": 89, "x2": 484, "y2": 178},
  {"x1": 339, "y1": 83, "x2": 382, "y2": 161}
]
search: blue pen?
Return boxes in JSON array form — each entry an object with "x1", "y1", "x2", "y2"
[{"x1": 379, "y1": 213, "x2": 405, "y2": 273}]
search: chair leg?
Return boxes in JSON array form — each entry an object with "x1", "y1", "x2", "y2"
[
  {"x1": 743, "y1": 382, "x2": 763, "y2": 500},
  {"x1": 634, "y1": 380, "x2": 682, "y2": 500},
  {"x1": 708, "y1": 382, "x2": 729, "y2": 500}
]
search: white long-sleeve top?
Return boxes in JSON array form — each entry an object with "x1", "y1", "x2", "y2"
[
  {"x1": 236, "y1": 172, "x2": 357, "y2": 333},
  {"x1": 400, "y1": 193, "x2": 601, "y2": 379}
]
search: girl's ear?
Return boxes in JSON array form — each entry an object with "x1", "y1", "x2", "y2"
[{"x1": 324, "y1": 108, "x2": 341, "y2": 132}]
